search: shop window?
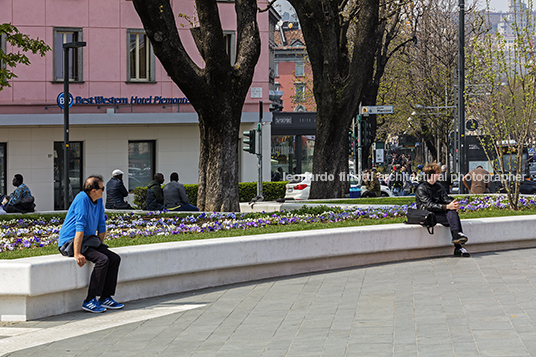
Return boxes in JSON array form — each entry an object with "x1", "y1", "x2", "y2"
[
  {"x1": 128, "y1": 140, "x2": 155, "y2": 191},
  {"x1": 295, "y1": 62, "x2": 304, "y2": 77},
  {"x1": 0, "y1": 143, "x2": 5, "y2": 196},
  {"x1": 127, "y1": 29, "x2": 155, "y2": 82},
  {"x1": 53, "y1": 28, "x2": 84, "y2": 82}
]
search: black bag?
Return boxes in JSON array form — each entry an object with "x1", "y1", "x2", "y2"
[{"x1": 405, "y1": 208, "x2": 436, "y2": 234}]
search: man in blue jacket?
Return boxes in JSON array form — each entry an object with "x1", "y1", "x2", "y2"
[{"x1": 58, "y1": 175, "x2": 124, "y2": 313}]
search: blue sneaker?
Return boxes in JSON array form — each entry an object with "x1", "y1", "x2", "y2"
[
  {"x1": 82, "y1": 298, "x2": 107, "y2": 313},
  {"x1": 98, "y1": 297, "x2": 124, "y2": 310}
]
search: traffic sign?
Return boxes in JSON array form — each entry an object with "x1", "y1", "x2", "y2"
[
  {"x1": 361, "y1": 105, "x2": 393, "y2": 115},
  {"x1": 57, "y1": 92, "x2": 74, "y2": 109}
]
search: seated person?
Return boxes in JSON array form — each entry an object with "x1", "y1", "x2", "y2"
[
  {"x1": 415, "y1": 163, "x2": 470, "y2": 257},
  {"x1": 2, "y1": 174, "x2": 35, "y2": 213},
  {"x1": 105, "y1": 169, "x2": 132, "y2": 209},
  {"x1": 361, "y1": 169, "x2": 380, "y2": 198},
  {"x1": 146, "y1": 173, "x2": 165, "y2": 211},
  {"x1": 163, "y1": 172, "x2": 199, "y2": 211}
]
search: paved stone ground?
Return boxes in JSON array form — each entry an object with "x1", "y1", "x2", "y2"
[{"x1": 3, "y1": 247, "x2": 536, "y2": 356}]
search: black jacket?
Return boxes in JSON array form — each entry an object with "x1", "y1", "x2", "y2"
[
  {"x1": 415, "y1": 181, "x2": 454, "y2": 212},
  {"x1": 146, "y1": 180, "x2": 164, "y2": 211},
  {"x1": 105, "y1": 177, "x2": 129, "y2": 209}
]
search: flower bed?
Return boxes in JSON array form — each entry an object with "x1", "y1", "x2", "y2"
[{"x1": 1, "y1": 195, "x2": 535, "y2": 253}]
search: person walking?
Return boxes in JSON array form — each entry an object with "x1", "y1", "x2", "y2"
[
  {"x1": 415, "y1": 163, "x2": 470, "y2": 257},
  {"x1": 58, "y1": 175, "x2": 124, "y2": 313},
  {"x1": 163, "y1": 172, "x2": 199, "y2": 211}
]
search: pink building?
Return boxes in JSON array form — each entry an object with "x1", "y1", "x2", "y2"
[{"x1": 0, "y1": 0, "x2": 271, "y2": 211}]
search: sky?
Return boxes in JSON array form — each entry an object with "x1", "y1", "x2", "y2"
[{"x1": 274, "y1": 0, "x2": 510, "y2": 16}]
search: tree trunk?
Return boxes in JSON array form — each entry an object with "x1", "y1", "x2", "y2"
[
  {"x1": 288, "y1": 0, "x2": 380, "y2": 199},
  {"x1": 131, "y1": 0, "x2": 260, "y2": 212},
  {"x1": 197, "y1": 106, "x2": 241, "y2": 212}
]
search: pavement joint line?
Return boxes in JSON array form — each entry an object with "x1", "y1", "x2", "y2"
[{"x1": 0, "y1": 303, "x2": 206, "y2": 355}]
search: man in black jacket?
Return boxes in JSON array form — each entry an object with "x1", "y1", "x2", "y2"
[
  {"x1": 415, "y1": 163, "x2": 470, "y2": 257},
  {"x1": 105, "y1": 170, "x2": 132, "y2": 209},
  {"x1": 146, "y1": 173, "x2": 165, "y2": 211}
]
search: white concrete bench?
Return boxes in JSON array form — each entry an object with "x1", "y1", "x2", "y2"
[{"x1": 1, "y1": 215, "x2": 535, "y2": 321}]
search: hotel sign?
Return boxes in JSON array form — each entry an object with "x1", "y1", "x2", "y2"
[{"x1": 58, "y1": 93, "x2": 190, "y2": 106}]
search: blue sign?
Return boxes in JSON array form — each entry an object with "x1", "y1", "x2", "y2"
[{"x1": 57, "y1": 92, "x2": 74, "y2": 109}]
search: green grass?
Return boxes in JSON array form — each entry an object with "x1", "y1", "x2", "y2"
[{"x1": 1, "y1": 206, "x2": 536, "y2": 260}]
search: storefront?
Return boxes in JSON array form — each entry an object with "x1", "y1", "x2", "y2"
[
  {"x1": 0, "y1": 107, "x2": 269, "y2": 211},
  {"x1": 271, "y1": 112, "x2": 316, "y2": 180}
]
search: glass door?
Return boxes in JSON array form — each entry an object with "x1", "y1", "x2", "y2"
[{"x1": 54, "y1": 142, "x2": 83, "y2": 210}]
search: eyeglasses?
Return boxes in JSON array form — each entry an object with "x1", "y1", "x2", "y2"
[{"x1": 98, "y1": 186, "x2": 105, "y2": 191}]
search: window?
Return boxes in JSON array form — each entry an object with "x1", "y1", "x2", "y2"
[
  {"x1": 223, "y1": 31, "x2": 236, "y2": 64},
  {"x1": 0, "y1": 34, "x2": 6, "y2": 71},
  {"x1": 295, "y1": 62, "x2": 304, "y2": 77},
  {"x1": 128, "y1": 140, "x2": 155, "y2": 191},
  {"x1": 127, "y1": 29, "x2": 155, "y2": 82},
  {"x1": 53, "y1": 28, "x2": 83, "y2": 82},
  {"x1": 294, "y1": 82, "x2": 305, "y2": 102},
  {"x1": 0, "y1": 143, "x2": 5, "y2": 196},
  {"x1": 274, "y1": 62, "x2": 279, "y2": 77}
]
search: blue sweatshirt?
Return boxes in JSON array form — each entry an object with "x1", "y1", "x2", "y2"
[{"x1": 58, "y1": 192, "x2": 106, "y2": 247}]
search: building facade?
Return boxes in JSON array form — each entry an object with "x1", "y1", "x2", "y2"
[{"x1": 0, "y1": 0, "x2": 271, "y2": 211}]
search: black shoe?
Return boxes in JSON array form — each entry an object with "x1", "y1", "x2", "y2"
[
  {"x1": 452, "y1": 232, "x2": 468, "y2": 244},
  {"x1": 454, "y1": 246, "x2": 470, "y2": 257}
]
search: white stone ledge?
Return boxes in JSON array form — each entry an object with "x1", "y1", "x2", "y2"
[{"x1": 1, "y1": 215, "x2": 535, "y2": 321}]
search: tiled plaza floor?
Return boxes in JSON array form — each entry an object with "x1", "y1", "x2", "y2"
[{"x1": 3, "y1": 247, "x2": 536, "y2": 356}]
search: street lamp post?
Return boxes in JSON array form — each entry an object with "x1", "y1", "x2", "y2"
[
  {"x1": 458, "y1": 0, "x2": 466, "y2": 192},
  {"x1": 63, "y1": 41, "x2": 86, "y2": 210}
]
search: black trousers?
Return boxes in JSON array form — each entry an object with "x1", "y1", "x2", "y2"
[
  {"x1": 83, "y1": 244, "x2": 121, "y2": 300},
  {"x1": 435, "y1": 210, "x2": 463, "y2": 238}
]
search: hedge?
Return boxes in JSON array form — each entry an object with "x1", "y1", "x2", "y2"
[{"x1": 132, "y1": 181, "x2": 288, "y2": 210}]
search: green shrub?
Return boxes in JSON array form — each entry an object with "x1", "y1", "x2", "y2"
[{"x1": 132, "y1": 181, "x2": 288, "y2": 209}]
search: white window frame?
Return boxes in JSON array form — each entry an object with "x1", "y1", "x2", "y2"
[
  {"x1": 223, "y1": 30, "x2": 236, "y2": 64},
  {"x1": 295, "y1": 61, "x2": 305, "y2": 77},
  {"x1": 53, "y1": 27, "x2": 83, "y2": 82},
  {"x1": 294, "y1": 82, "x2": 305, "y2": 102},
  {"x1": 127, "y1": 29, "x2": 155, "y2": 82}
]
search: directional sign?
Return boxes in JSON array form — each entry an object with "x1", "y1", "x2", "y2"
[
  {"x1": 361, "y1": 105, "x2": 393, "y2": 115},
  {"x1": 57, "y1": 92, "x2": 74, "y2": 109}
]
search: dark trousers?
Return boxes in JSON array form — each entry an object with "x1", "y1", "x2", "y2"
[
  {"x1": 435, "y1": 210, "x2": 463, "y2": 241},
  {"x1": 83, "y1": 244, "x2": 121, "y2": 300}
]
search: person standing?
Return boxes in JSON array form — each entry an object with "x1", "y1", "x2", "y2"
[
  {"x1": 415, "y1": 163, "x2": 470, "y2": 257},
  {"x1": 163, "y1": 172, "x2": 199, "y2": 211},
  {"x1": 389, "y1": 165, "x2": 405, "y2": 196},
  {"x1": 462, "y1": 165, "x2": 490, "y2": 194},
  {"x1": 58, "y1": 175, "x2": 124, "y2": 313},
  {"x1": 438, "y1": 164, "x2": 452, "y2": 193},
  {"x1": 105, "y1": 169, "x2": 132, "y2": 209},
  {"x1": 146, "y1": 173, "x2": 165, "y2": 211},
  {"x1": 361, "y1": 169, "x2": 381, "y2": 197}
]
